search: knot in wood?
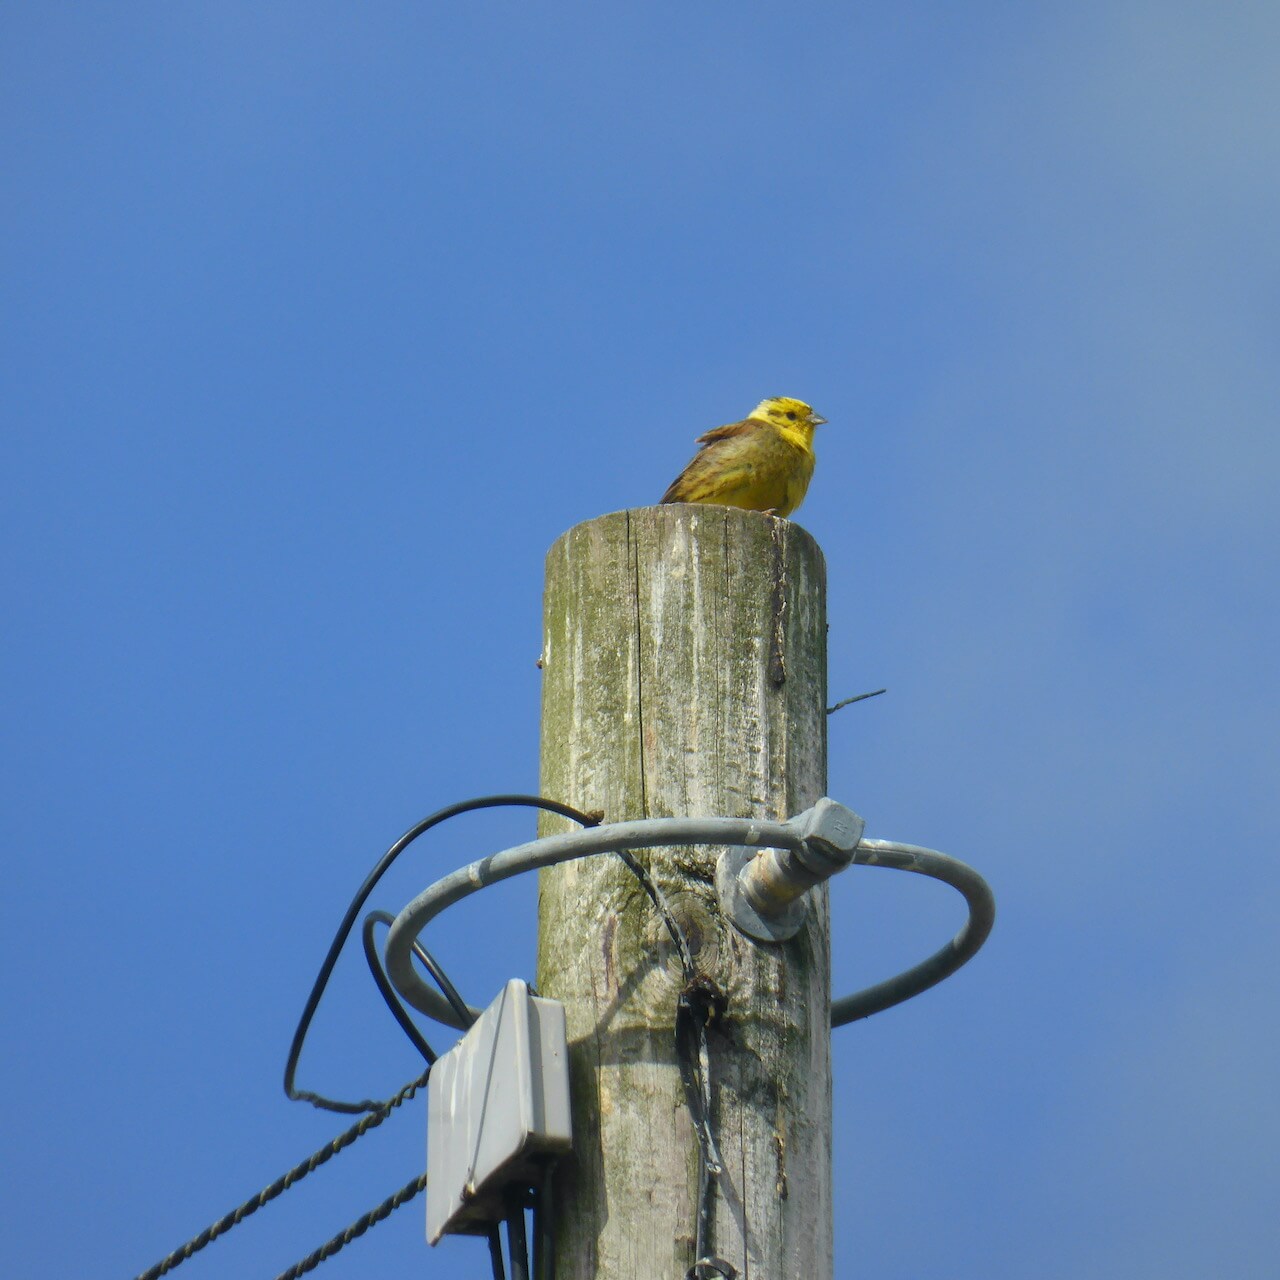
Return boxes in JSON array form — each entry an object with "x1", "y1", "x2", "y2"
[{"x1": 645, "y1": 888, "x2": 723, "y2": 986}]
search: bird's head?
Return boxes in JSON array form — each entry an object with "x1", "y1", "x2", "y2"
[{"x1": 752, "y1": 397, "x2": 827, "y2": 433}]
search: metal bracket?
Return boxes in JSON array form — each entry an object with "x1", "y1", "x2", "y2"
[{"x1": 382, "y1": 799, "x2": 994, "y2": 1031}]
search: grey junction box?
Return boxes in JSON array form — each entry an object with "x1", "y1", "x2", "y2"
[{"x1": 426, "y1": 978, "x2": 573, "y2": 1244}]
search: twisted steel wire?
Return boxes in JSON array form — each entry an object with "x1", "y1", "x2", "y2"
[
  {"x1": 272, "y1": 1174, "x2": 428, "y2": 1280},
  {"x1": 134, "y1": 1069, "x2": 429, "y2": 1280}
]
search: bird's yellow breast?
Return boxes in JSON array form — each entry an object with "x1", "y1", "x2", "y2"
[
  {"x1": 692, "y1": 422, "x2": 814, "y2": 516},
  {"x1": 661, "y1": 397, "x2": 824, "y2": 518}
]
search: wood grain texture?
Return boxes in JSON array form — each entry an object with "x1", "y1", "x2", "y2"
[{"x1": 538, "y1": 505, "x2": 832, "y2": 1279}]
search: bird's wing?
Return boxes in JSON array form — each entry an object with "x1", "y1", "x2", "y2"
[
  {"x1": 661, "y1": 419, "x2": 771, "y2": 505},
  {"x1": 693, "y1": 417, "x2": 762, "y2": 447}
]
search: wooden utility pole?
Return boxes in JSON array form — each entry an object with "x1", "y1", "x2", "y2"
[{"x1": 537, "y1": 505, "x2": 832, "y2": 1279}]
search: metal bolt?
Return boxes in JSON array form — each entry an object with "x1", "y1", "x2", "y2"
[{"x1": 717, "y1": 799, "x2": 864, "y2": 943}]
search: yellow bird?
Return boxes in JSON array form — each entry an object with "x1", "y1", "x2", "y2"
[{"x1": 660, "y1": 396, "x2": 826, "y2": 518}]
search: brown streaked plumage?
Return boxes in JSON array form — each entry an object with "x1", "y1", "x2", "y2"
[{"x1": 660, "y1": 396, "x2": 826, "y2": 518}]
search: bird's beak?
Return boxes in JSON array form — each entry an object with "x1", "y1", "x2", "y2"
[{"x1": 810, "y1": 413, "x2": 827, "y2": 426}]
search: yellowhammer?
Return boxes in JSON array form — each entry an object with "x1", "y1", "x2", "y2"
[{"x1": 660, "y1": 397, "x2": 825, "y2": 518}]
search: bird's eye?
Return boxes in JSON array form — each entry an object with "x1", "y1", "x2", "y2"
[{"x1": 785, "y1": 411, "x2": 797, "y2": 420}]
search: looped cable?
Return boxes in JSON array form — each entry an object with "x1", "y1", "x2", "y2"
[{"x1": 284, "y1": 793, "x2": 598, "y2": 1112}]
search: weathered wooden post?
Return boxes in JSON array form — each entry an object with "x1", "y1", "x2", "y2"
[{"x1": 537, "y1": 505, "x2": 831, "y2": 1278}]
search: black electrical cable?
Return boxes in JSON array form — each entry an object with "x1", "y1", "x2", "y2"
[
  {"x1": 399, "y1": 915, "x2": 476, "y2": 1030},
  {"x1": 612, "y1": 848, "x2": 724, "y2": 1268},
  {"x1": 284, "y1": 793, "x2": 599, "y2": 1113},
  {"x1": 360, "y1": 911, "x2": 438, "y2": 1065},
  {"x1": 487, "y1": 1227, "x2": 507, "y2": 1280},
  {"x1": 505, "y1": 1196, "x2": 531, "y2": 1280},
  {"x1": 285, "y1": 794, "x2": 598, "y2": 1280},
  {"x1": 676, "y1": 980, "x2": 726, "y2": 1264},
  {"x1": 615, "y1": 848, "x2": 697, "y2": 976},
  {"x1": 361, "y1": 907, "x2": 489, "y2": 1057}
]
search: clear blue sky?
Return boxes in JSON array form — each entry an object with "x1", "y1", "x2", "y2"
[{"x1": 4, "y1": 4, "x2": 1277, "y2": 1277}]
